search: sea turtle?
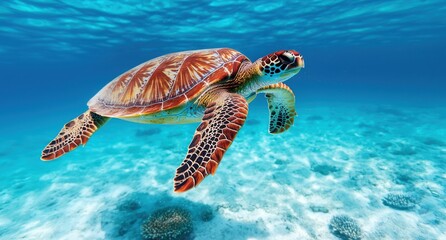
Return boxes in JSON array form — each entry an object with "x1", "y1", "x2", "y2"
[{"x1": 41, "y1": 48, "x2": 304, "y2": 192}]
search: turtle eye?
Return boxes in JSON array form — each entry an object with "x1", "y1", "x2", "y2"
[{"x1": 278, "y1": 52, "x2": 294, "y2": 65}]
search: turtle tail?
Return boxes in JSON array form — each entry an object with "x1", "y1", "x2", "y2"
[{"x1": 41, "y1": 110, "x2": 109, "y2": 161}]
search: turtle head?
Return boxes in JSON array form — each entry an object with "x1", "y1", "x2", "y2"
[{"x1": 257, "y1": 50, "x2": 304, "y2": 84}]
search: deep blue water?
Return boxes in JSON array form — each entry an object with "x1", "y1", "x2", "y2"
[{"x1": 1, "y1": 1, "x2": 445, "y2": 239}]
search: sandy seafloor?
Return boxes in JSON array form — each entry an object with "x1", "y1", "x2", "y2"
[{"x1": 1, "y1": 102, "x2": 445, "y2": 240}]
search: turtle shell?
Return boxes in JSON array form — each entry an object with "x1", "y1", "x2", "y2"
[{"x1": 88, "y1": 48, "x2": 248, "y2": 117}]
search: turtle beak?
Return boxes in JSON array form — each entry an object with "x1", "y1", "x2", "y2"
[
  {"x1": 288, "y1": 55, "x2": 304, "y2": 70},
  {"x1": 296, "y1": 55, "x2": 304, "y2": 68}
]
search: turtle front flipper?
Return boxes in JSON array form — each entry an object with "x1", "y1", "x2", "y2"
[
  {"x1": 41, "y1": 110, "x2": 109, "y2": 160},
  {"x1": 257, "y1": 83, "x2": 296, "y2": 134},
  {"x1": 174, "y1": 92, "x2": 248, "y2": 192}
]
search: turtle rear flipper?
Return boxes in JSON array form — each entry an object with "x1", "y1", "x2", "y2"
[
  {"x1": 174, "y1": 92, "x2": 248, "y2": 192},
  {"x1": 41, "y1": 110, "x2": 109, "y2": 160}
]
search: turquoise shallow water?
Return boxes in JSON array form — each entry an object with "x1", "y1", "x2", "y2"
[
  {"x1": 1, "y1": 102, "x2": 446, "y2": 239},
  {"x1": 1, "y1": 1, "x2": 446, "y2": 239}
]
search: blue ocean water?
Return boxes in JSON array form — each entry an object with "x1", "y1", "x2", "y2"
[{"x1": 1, "y1": 1, "x2": 445, "y2": 239}]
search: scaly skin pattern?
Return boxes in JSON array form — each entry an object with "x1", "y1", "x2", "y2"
[
  {"x1": 174, "y1": 91, "x2": 248, "y2": 192},
  {"x1": 41, "y1": 110, "x2": 109, "y2": 160},
  {"x1": 173, "y1": 50, "x2": 304, "y2": 192},
  {"x1": 41, "y1": 48, "x2": 304, "y2": 193},
  {"x1": 234, "y1": 50, "x2": 303, "y2": 98}
]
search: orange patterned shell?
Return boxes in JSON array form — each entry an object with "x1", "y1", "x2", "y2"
[{"x1": 88, "y1": 48, "x2": 248, "y2": 117}]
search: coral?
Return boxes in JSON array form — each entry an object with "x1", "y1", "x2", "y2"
[
  {"x1": 382, "y1": 193, "x2": 416, "y2": 210},
  {"x1": 200, "y1": 206, "x2": 214, "y2": 222},
  {"x1": 117, "y1": 199, "x2": 141, "y2": 211},
  {"x1": 374, "y1": 107, "x2": 406, "y2": 117},
  {"x1": 421, "y1": 137, "x2": 446, "y2": 147},
  {"x1": 310, "y1": 205, "x2": 329, "y2": 213},
  {"x1": 311, "y1": 164, "x2": 339, "y2": 176},
  {"x1": 141, "y1": 207, "x2": 193, "y2": 240},
  {"x1": 329, "y1": 215, "x2": 362, "y2": 240},
  {"x1": 390, "y1": 143, "x2": 417, "y2": 156},
  {"x1": 274, "y1": 159, "x2": 286, "y2": 165},
  {"x1": 394, "y1": 171, "x2": 419, "y2": 186}
]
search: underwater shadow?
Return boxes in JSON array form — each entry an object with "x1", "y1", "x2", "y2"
[
  {"x1": 135, "y1": 128, "x2": 162, "y2": 137},
  {"x1": 100, "y1": 192, "x2": 267, "y2": 239}
]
